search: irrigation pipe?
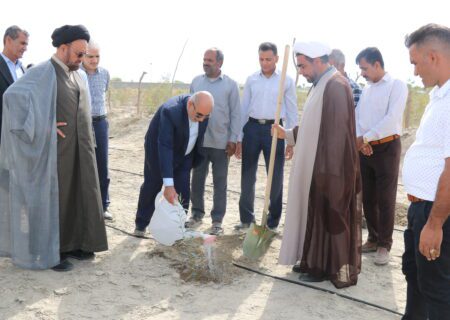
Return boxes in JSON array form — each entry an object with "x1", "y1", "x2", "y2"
[{"x1": 232, "y1": 263, "x2": 404, "y2": 317}]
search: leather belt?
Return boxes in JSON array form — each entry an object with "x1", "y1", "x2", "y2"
[
  {"x1": 407, "y1": 194, "x2": 425, "y2": 202},
  {"x1": 92, "y1": 114, "x2": 107, "y2": 122},
  {"x1": 249, "y1": 117, "x2": 275, "y2": 125},
  {"x1": 369, "y1": 134, "x2": 400, "y2": 146}
]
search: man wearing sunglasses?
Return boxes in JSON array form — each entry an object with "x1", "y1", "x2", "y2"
[
  {"x1": 134, "y1": 91, "x2": 214, "y2": 238},
  {"x1": 0, "y1": 25, "x2": 108, "y2": 272}
]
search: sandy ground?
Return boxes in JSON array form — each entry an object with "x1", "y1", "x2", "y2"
[{"x1": 0, "y1": 108, "x2": 413, "y2": 319}]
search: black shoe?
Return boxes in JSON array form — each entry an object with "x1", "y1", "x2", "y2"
[
  {"x1": 64, "y1": 250, "x2": 95, "y2": 261},
  {"x1": 299, "y1": 273, "x2": 325, "y2": 283},
  {"x1": 292, "y1": 263, "x2": 302, "y2": 273},
  {"x1": 52, "y1": 258, "x2": 74, "y2": 272}
]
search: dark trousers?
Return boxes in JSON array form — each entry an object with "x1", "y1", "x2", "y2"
[
  {"x1": 93, "y1": 117, "x2": 110, "y2": 210},
  {"x1": 191, "y1": 147, "x2": 229, "y2": 223},
  {"x1": 402, "y1": 201, "x2": 450, "y2": 320},
  {"x1": 135, "y1": 150, "x2": 191, "y2": 231},
  {"x1": 360, "y1": 139, "x2": 401, "y2": 250},
  {"x1": 239, "y1": 121, "x2": 285, "y2": 228}
]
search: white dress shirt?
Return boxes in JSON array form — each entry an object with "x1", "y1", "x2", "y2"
[
  {"x1": 403, "y1": 79, "x2": 450, "y2": 201},
  {"x1": 0, "y1": 53, "x2": 24, "y2": 81},
  {"x1": 239, "y1": 69, "x2": 298, "y2": 141},
  {"x1": 356, "y1": 73, "x2": 408, "y2": 141},
  {"x1": 163, "y1": 117, "x2": 199, "y2": 187}
]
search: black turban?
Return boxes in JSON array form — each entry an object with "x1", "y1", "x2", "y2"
[{"x1": 51, "y1": 24, "x2": 90, "y2": 47}]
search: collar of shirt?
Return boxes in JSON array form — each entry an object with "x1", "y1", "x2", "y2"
[
  {"x1": 1, "y1": 52, "x2": 22, "y2": 68},
  {"x1": 259, "y1": 69, "x2": 280, "y2": 78},
  {"x1": 430, "y1": 78, "x2": 450, "y2": 99},
  {"x1": 367, "y1": 72, "x2": 392, "y2": 86},
  {"x1": 313, "y1": 66, "x2": 334, "y2": 86},
  {"x1": 1, "y1": 53, "x2": 22, "y2": 81},
  {"x1": 203, "y1": 72, "x2": 223, "y2": 83}
]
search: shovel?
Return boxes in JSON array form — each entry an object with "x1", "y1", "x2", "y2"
[{"x1": 243, "y1": 44, "x2": 291, "y2": 260}]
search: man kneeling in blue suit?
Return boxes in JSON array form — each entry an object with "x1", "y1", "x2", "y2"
[{"x1": 134, "y1": 91, "x2": 214, "y2": 237}]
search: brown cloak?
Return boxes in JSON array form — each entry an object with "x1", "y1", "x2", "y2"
[
  {"x1": 51, "y1": 57, "x2": 108, "y2": 253},
  {"x1": 279, "y1": 70, "x2": 361, "y2": 288},
  {"x1": 300, "y1": 73, "x2": 361, "y2": 288}
]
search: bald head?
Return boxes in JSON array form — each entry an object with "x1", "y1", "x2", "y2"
[{"x1": 187, "y1": 91, "x2": 214, "y2": 122}]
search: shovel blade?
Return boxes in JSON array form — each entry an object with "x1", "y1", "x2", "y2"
[{"x1": 243, "y1": 223, "x2": 276, "y2": 260}]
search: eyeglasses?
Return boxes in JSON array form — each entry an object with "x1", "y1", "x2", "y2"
[
  {"x1": 74, "y1": 51, "x2": 86, "y2": 59},
  {"x1": 66, "y1": 44, "x2": 86, "y2": 59},
  {"x1": 192, "y1": 102, "x2": 210, "y2": 119}
]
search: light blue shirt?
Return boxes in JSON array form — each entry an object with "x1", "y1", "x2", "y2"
[
  {"x1": 163, "y1": 114, "x2": 199, "y2": 187},
  {"x1": 81, "y1": 66, "x2": 110, "y2": 116},
  {"x1": 190, "y1": 73, "x2": 241, "y2": 149},
  {"x1": 239, "y1": 69, "x2": 298, "y2": 141},
  {"x1": 1, "y1": 53, "x2": 23, "y2": 81}
]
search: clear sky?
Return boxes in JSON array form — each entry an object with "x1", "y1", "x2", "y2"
[{"x1": 3, "y1": 0, "x2": 448, "y2": 86}]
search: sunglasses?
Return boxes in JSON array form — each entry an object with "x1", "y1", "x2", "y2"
[
  {"x1": 74, "y1": 51, "x2": 86, "y2": 59},
  {"x1": 66, "y1": 44, "x2": 86, "y2": 59},
  {"x1": 192, "y1": 102, "x2": 210, "y2": 119}
]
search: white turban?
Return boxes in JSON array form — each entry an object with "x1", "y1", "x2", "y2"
[{"x1": 293, "y1": 41, "x2": 332, "y2": 58}]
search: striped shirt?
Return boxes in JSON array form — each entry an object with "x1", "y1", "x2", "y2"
[
  {"x1": 346, "y1": 75, "x2": 362, "y2": 107},
  {"x1": 82, "y1": 66, "x2": 110, "y2": 116}
]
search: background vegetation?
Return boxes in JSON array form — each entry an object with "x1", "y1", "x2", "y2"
[{"x1": 107, "y1": 81, "x2": 429, "y2": 129}]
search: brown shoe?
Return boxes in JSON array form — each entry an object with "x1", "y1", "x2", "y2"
[{"x1": 362, "y1": 241, "x2": 377, "y2": 253}]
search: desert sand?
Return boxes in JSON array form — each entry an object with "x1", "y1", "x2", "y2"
[{"x1": 0, "y1": 108, "x2": 413, "y2": 319}]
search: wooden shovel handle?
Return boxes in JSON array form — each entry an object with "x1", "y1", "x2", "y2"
[{"x1": 261, "y1": 45, "x2": 290, "y2": 226}]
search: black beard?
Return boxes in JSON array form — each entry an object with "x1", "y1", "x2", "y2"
[{"x1": 68, "y1": 64, "x2": 80, "y2": 71}]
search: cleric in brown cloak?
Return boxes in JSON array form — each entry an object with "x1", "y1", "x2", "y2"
[
  {"x1": 0, "y1": 25, "x2": 107, "y2": 271},
  {"x1": 276, "y1": 41, "x2": 361, "y2": 288}
]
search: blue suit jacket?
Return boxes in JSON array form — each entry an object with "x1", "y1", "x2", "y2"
[{"x1": 145, "y1": 94, "x2": 208, "y2": 179}]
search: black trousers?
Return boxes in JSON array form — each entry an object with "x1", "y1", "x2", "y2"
[
  {"x1": 402, "y1": 201, "x2": 450, "y2": 319},
  {"x1": 360, "y1": 139, "x2": 401, "y2": 250}
]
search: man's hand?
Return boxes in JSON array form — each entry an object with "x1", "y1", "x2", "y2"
[
  {"x1": 272, "y1": 124, "x2": 286, "y2": 139},
  {"x1": 419, "y1": 218, "x2": 443, "y2": 261},
  {"x1": 235, "y1": 142, "x2": 242, "y2": 159},
  {"x1": 285, "y1": 145, "x2": 294, "y2": 160},
  {"x1": 360, "y1": 144, "x2": 373, "y2": 156},
  {"x1": 57, "y1": 122, "x2": 67, "y2": 138},
  {"x1": 163, "y1": 186, "x2": 178, "y2": 205},
  {"x1": 225, "y1": 142, "x2": 236, "y2": 157}
]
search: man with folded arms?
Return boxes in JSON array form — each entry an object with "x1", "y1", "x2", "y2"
[
  {"x1": 402, "y1": 23, "x2": 450, "y2": 320},
  {"x1": 355, "y1": 47, "x2": 408, "y2": 265}
]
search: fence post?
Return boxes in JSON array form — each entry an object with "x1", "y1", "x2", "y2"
[
  {"x1": 403, "y1": 91, "x2": 412, "y2": 130},
  {"x1": 136, "y1": 71, "x2": 147, "y2": 117}
]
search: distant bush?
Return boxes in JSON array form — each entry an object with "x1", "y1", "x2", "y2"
[{"x1": 107, "y1": 82, "x2": 429, "y2": 127}]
